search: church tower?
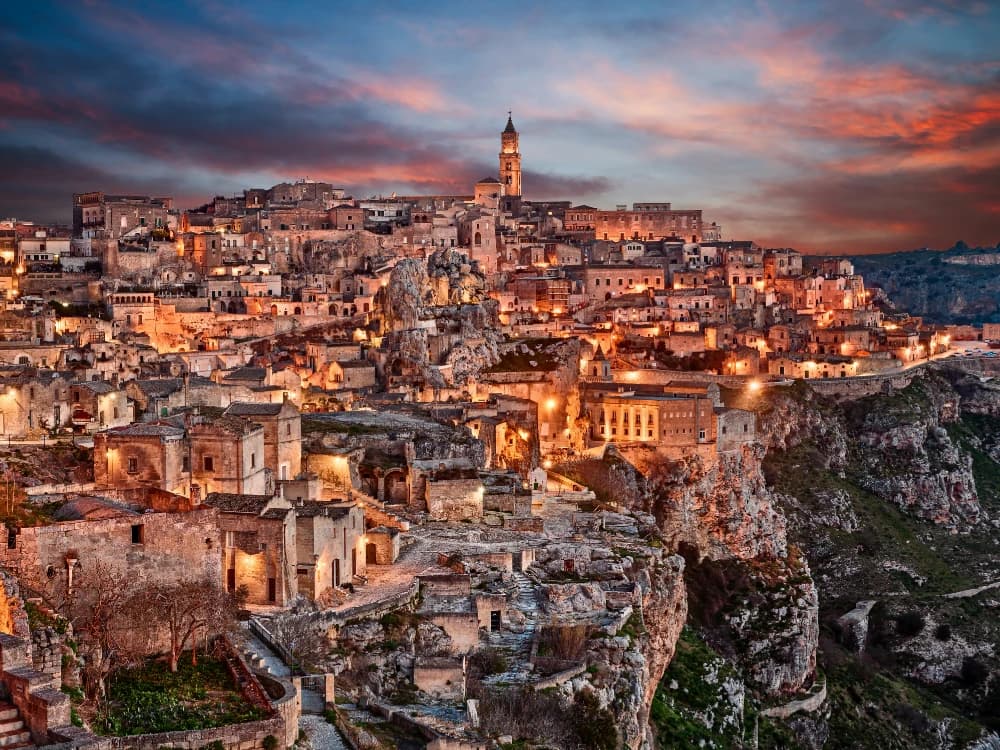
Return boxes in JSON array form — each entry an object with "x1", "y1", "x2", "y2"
[{"x1": 499, "y1": 113, "x2": 521, "y2": 199}]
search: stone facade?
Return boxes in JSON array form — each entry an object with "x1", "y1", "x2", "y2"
[
  {"x1": 413, "y1": 656, "x2": 466, "y2": 700},
  {"x1": 224, "y1": 400, "x2": 302, "y2": 481}
]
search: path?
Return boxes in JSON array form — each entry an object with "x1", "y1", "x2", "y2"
[
  {"x1": 298, "y1": 715, "x2": 348, "y2": 750},
  {"x1": 238, "y1": 624, "x2": 347, "y2": 745},
  {"x1": 484, "y1": 570, "x2": 541, "y2": 685},
  {"x1": 942, "y1": 580, "x2": 1000, "y2": 599}
]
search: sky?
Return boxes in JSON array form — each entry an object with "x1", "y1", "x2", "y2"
[{"x1": 0, "y1": 0, "x2": 997, "y2": 253}]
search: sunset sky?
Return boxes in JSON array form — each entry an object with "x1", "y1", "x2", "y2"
[{"x1": 1, "y1": 0, "x2": 997, "y2": 253}]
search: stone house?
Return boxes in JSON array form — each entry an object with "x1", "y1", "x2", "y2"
[
  {"x1": 203, "y1": 492, "x2": 296, "y2": 606},
  {"x1": 68, "y1": 381, "x2": 132, "y2": 433},
  {"x1": 94, "y1": 421, "x2": 190, "y2": 495},
  {"x1": 327, "y1": 360, "x2": 376, "y2": 391},
  {"x1": 294, "y1": 502, "x2": 366, "y2": 597},
  {"x1": 414, "y1": 461, "x2": 484, "y2": 521},
  {"x1": 94, "y1": 413, "x2": 268, "y2": 497},
  {"x1": 189, "y1": 415, "x2": 268, "y2": 496},
  {"x1": 223, "y1": 400, "x2": 302, "y2": 480}
]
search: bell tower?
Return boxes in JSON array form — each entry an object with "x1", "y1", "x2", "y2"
[{"x1": 499, "y1": 112, "x2": 521, "y2": 199}]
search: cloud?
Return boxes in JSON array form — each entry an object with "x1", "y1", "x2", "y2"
[{"x1": 0, "y1": 0, "x2": 996, "y2": 251}]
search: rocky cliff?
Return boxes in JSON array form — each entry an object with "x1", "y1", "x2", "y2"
[
  {"x1": 754, "y1": 365, "x2": 1000, "y2": 748},
  {"x1": 846, "y1": 244, "x2": 1000, "y2": 324}
]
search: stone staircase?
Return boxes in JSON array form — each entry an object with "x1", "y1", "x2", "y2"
[
  {"x1": 483, "y1": 571, "x2": 540, "y2": 685},
  {"x1": 0, "y1": 702, "x2": 34, "y2": 749}
]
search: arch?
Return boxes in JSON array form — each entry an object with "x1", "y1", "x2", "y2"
[
  {"x1": 293, "y1": 306, "x2": 302, "y2": 315},
  {"x1": 329, "y1": 304, "x2": 338, "y2": 316},
  {"x1": 270, "y1": 304, "x2": 278, "y2": 316},
  {"x1": 474, "y1": 231, "x2": 482, "y2": 246}
]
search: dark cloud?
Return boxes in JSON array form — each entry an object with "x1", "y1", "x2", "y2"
[
  {"x1": 749, "y1": 163, "x2": 1000, "y2": 253},
  {"x1": 522, "y1": 171, "x2": 614, "y2": 200}
]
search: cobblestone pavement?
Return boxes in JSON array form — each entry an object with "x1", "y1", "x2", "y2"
[{"x1": 299, "y1": 714, "x2": 349, "y2": 750}]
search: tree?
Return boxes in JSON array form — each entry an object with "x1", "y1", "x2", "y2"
[
  {"x1": 130, "y1": 578, "x2": 243, "y2": 672},
  {"x1": 23, "y1": 560, "x2": 144, "y2": 700}
]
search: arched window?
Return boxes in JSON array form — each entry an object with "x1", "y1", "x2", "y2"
[{"x1": 474, "y1": 232, "x2": 482, "y2": 246}]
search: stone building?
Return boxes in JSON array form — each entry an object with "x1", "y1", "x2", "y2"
[
  {"x1": 94, "y1": 421, "x2": 190, "y2": 495},
  {"x1": 0, "y1": 506, "x2": 222, "y2": 616},
  {"x1": 72, "y1": 192, "x2": 172, "y2": 240},
  {"x1": 189, "y1": 415, "x2": 268, "y2": 496},
  {"x1": 499, "y1": 114, "x2": 521, "y2": 211},
  {"x1": 582, "y1": 383, "x2": 718, "y2": 448},
  {"x1": 223, "y1": 400, "x2": 302, "y2": 481},
  {"x1": 295, "y1": 502, "x2": 366, "y2": 596},
  {"x1": 203, "y1": 492, "x2": 296, "y2": 606},
  {"x1": 95, "y1": 413, "x2": 268, "y2": 497}
]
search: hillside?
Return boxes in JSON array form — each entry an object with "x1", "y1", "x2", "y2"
[{"x1": 833, "y1": 244, "x2": 1000, "y2": 325}]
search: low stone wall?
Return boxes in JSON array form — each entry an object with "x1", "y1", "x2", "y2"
[
  {"x1": 327, "y1": 579, "x2": 420, "y2": 628},
  {"x1": 93, "y1": 714, "x2": 286, "y2": 750},
  {"x1": 504, "y1": 516, "x2": 544, "y2": 533},
  {"x1": 424, "y1": 612, "x2": 480, "y2": 654},
  {"x1": 413, "y1": 656, "x2": 466, "y2": 700},
  {"x1": 24, "y1": 482, "x2": 98, "y2": 497},
  {"x1": 805, "y1": 370, "x2": 917, "y2": 399},
  {"x1": 761, "y1": 677, "x2": 827, "y2": 719},
  {"x1": 530, "y1": 662, "x2": 587, "y2": 691}
]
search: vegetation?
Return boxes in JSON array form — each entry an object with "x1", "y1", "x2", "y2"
[
  {"x1": 475, "y1": 685, "x2": 617, "y2": 750},
  {"x1": 93, "y1": 654, "x2": 266, "y2": 736}
]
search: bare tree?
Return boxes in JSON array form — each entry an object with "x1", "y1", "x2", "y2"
[
  {"x1": 23, "y1": 560, "x2": 144, "y2": 700},
  {"x1": 130, "y1": 578, "x2": 243, "y2": 672}
]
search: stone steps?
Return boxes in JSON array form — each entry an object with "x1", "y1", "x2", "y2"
[{"x1": 0, "y1": 703, "x2": 32, "y2": 750}]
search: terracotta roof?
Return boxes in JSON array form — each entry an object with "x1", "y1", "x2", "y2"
[
  {"x1": 203, "y1": 492, "x2": 274, "y2": 514},
  {"x1": 106, "y1": 421, "x2": 185, "y2": 438},
  {"x1": 224, "y1": 402, "x2": 285, "y2": 417}
]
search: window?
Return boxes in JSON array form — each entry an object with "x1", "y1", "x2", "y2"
[
  {"x1": 127, "y1": 456, "x2": 138, "y2": 474},
  {"x1": 131, "y1": 524, "x2": 144, "y2": 544},
  {"x1": 251, "y1": 453, "x2": 256, "y2": 468},
  {"x1": 204, "y1": 456, "x2": 214, "y2": 472},
  {"x1": 224, "y1": 531, "x2": 235, "y2": 548}
]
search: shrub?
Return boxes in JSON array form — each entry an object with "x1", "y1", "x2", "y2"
[
  {"x1": 574, "y1": 689, "x2": 617, "y2": 750},
  {"x1": 468, "y1": 647, "x2": 508, "y2": 678},
  {"x1": 961, "y1": 656, "x2": 990, "y2": 686},
  {"x1": 934, "y1": 623, "x2": 952, "y2": 641},
  {"x1": 262, "y1": 735, "x2": 279, "y2": 750},
  {"x1": 537, "y1": 623, "x2": 589, "y2": 661},
  {"x1": 895, "y1": 611, "x2": 925, "y2": 638}
]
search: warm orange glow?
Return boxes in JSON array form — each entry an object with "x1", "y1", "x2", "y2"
[
  {"x1": 545, "y1": 398, "x2": 558, "y2": 410},
  {"x1": 747, "y1": 379, "x2": 762, "y2": 393}
]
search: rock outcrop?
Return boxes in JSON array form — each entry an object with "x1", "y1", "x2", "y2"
[
  {"x1": 847, "y1": 370, "x2": 981, "y2": 528},
  {"x1": 642, "y1": 444, "x2": 788, "y2": 561}
]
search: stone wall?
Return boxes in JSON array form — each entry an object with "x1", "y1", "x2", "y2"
[
  {"x1": 473, "y1": 594, "x2": 507, "y2": 631},
  {"x1": 418, "y1": 574, "x2": 471, "y2": 597},
  {"x1": 426, "y1": 478, "x2": 483, "y2": 521},
  {"x1": 0, "y1": 570, "x2": 28, "y2": 638},
  {"x1": 425, "y1": 613, "x2": 479, "y2": 654},
  {"x1": 413, "y1": 656, "x2": 466, "y2": 700},
  {"x1": 0, "y1": 632, "x2": 72, "y2": 744},
  {"x1": 364, "y1": 527, "x2": 399, "y2": 565}
]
